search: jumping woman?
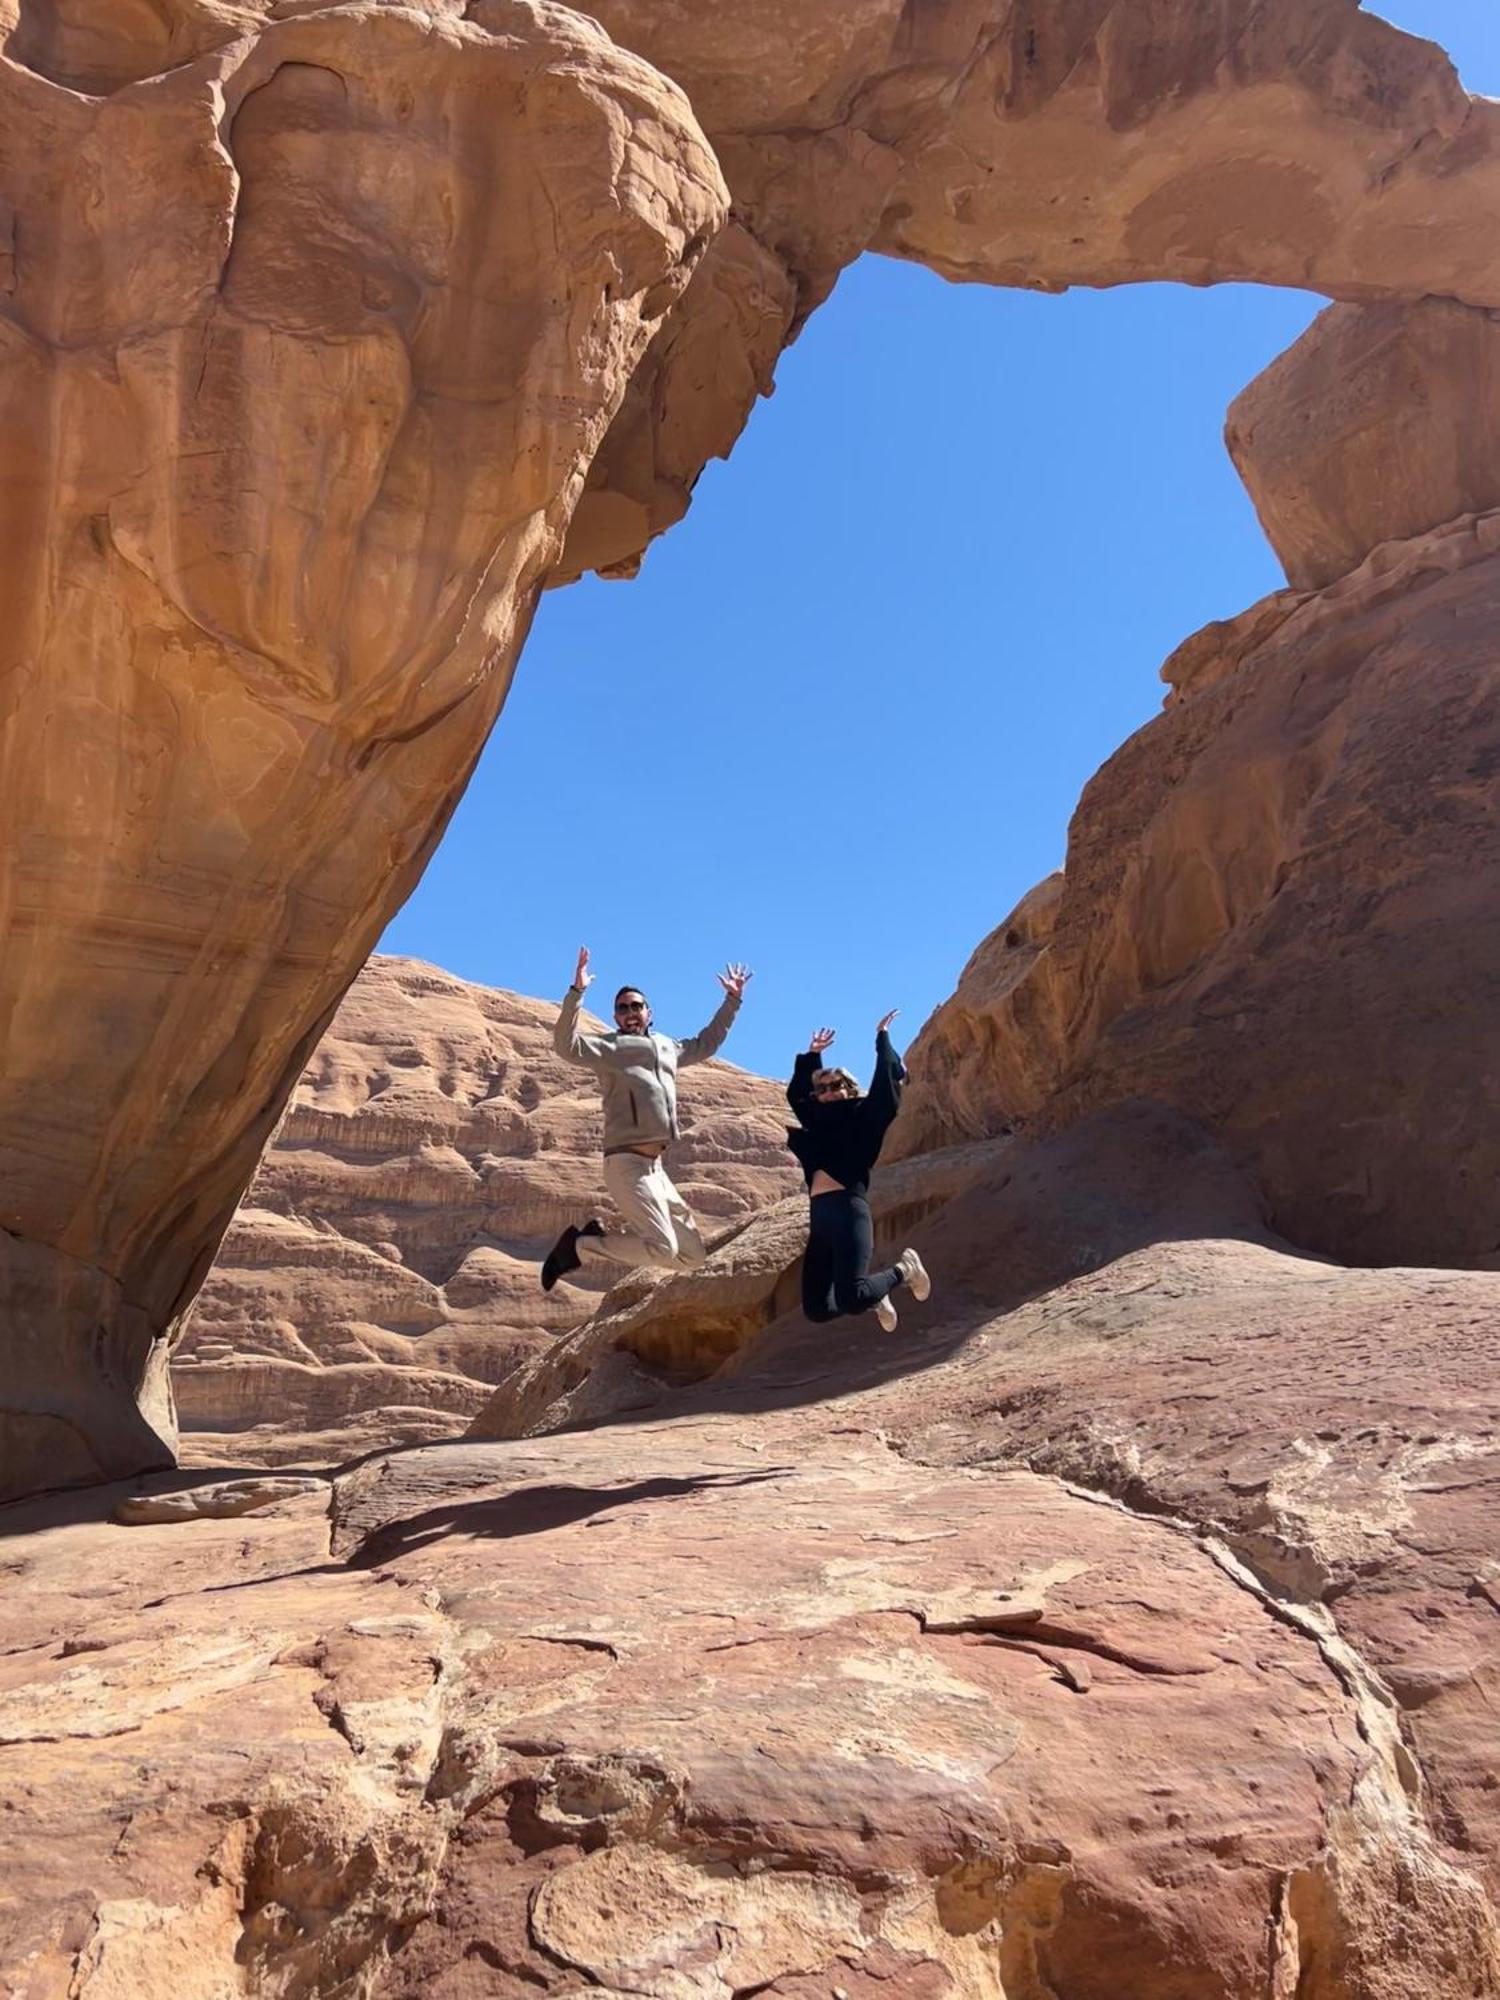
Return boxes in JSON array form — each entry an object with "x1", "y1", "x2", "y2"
[{"x1": 786, "y1": 1011, "x2": 931, "y2": 1332}]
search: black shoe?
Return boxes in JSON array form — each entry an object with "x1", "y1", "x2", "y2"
[
  {"x1": 578, "y1": 1218, "x2": 605, "y2": 1240},
  {"x1": 541, "y1": 1224, "x2": 582, "y2": 1292}
]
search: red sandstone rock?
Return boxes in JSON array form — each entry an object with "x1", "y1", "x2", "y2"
[
  {"x1": 468, "y1": 1138, "x2": 1005, "y2": 1445},
  {"x1": 576, "y1": 0, "x2": 1500, "y2": 580},
  {"x1": 8, "y1": 0, "x2": 1500, "y2": 1503},
  {"x1": 476, "y1": 1102, "x2": 1500, "y2": 1919},
  {"x1": 173, "y1": 955, "x2": 795, "y2": 1463},
  {"x1": 5, "y1": 1106, "x2": 1498, "y2": 1994},
  {"x1": 0, "y1": 1, "x2": 726, "y2": 1501},
  {"x1": 1227, "y1": 298, "x2": 1500, "y2": 589},
  {"x1": 896, "y1": 514, "x2": 1500, "y2": 1271},
  {"x1": 2, "y1": 3, "x2": 1499, "y2": 1982}
]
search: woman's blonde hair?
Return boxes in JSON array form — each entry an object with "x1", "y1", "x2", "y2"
[{"x1": 814, "y1": 1067, "x2": 860, "y2": 1095}]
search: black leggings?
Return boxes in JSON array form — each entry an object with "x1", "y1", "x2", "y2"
[{"x1": 802, "y1": 1190, "x2": 902, "y2": 1322}]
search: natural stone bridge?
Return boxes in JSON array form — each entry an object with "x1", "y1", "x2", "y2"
[{"x1": 3, "y1": 0, "x2": 1499, "y2": 1502}]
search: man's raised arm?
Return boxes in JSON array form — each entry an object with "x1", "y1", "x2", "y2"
[
  {"x1": 554, "y1": 945, "x2": 610, "y2": 1069},
  {"x1": 678, "y1": 961, "x2": 753, "y2": 1066}
]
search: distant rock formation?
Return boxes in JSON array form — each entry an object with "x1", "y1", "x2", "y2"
[{"x1": 174, "y1": 956, "x2": 796, "y2": 1464}]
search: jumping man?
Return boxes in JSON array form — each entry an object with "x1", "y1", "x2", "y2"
[{"x1": 540, "y1": 946, "x2": 752, "y2": 1291}]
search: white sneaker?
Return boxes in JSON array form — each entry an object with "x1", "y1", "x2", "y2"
[
  {"x1": 896, "y1": 1248, "x2": 931, "y2": 1302},
  {"x1": 875, "y1": 1295, "x2": 899, "y2": 1333}
]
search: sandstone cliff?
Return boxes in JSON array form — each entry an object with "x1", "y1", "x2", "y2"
[
  {"x1": 0, "y1": 0, "x2": 726, "y2": 1501},
  {"x1": 895, "y1": 471, "x2": 1500, "y2": 1272},
  {"x1": 173, "y1": 955, "x2": 796, "y2": 1465}
]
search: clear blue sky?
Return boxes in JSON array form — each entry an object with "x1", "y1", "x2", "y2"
[{"x1": 382, "y1": 2, "x2": 1500, "y2": 1081}]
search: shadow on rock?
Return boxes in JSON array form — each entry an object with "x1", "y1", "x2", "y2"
[
  {"x1": 346, "y1": 1467, "x2": 784, "y2": 1568},
  {"x1": 466, "y1": 1101, "x2": 1310, "y2": 1442}
]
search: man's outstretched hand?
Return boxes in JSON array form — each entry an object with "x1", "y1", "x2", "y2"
[
  {"x1": 876, "y1": 1009, "x2": 899, "y2": 1037},
  {"x1": 808, "y1": 1026, "x2": 836, "y2": 1054},
  {"x1": 718, "y1": 962, "x2": 753, "y2": 999},
  {"x1": 573, "y1": 946, "x2": 593, "y2": 993}
]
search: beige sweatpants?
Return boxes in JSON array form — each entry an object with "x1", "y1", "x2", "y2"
[{"x1": 575, "y1": 1151, "x2": 709, "y2": 1272}]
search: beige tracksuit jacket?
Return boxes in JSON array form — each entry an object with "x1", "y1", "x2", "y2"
[{"x1": 552, "y1": 985, "x2": 742, "y2": 1153}]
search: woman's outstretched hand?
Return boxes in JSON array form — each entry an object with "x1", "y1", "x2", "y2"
[
  {"x1": 876, "y1": 1009, "x2": 899, "y2": 1036},
  {"x1": 809, "y1": 1027, "x2": 836, "y2": 1054},
  {"x1": 718, "y1": 962, "x2": 754, "y2": 998},
  {"x1": 574, "y1": 945, "x2": 593, "y2": 992}
]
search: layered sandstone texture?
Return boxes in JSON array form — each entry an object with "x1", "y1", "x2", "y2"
[
  {"x1": 8, "y1": 0, "x2": 1500, "y2": 1502},
  {"x1": 562, "y1": 0, "x2": 1500, "y2": 579},
  {"x1": 6, "y1": 0, "x2": 1500, "y2": 1982},
  {"x1": 466, "y1": 1105, "x2": 1500, "y2": 1932},
  {"x1": 173, "y1": 955, "x2": 796, "y2": 1464},
  {"x1": 1227, "y1": 297, "x2": 1500, "y2": 588},
  {"x1": 0, "y1": 0, "x2": 725, "y2": 1501},
  {"x1": 895, "y1": 510, "x2": 1500, "y2": 1269},
  {"x1": 6, "y1": 1106, "x2": 1499, "y2": 1997}
]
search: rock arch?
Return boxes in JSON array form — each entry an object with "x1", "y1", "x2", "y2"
[{"x1": 2, "y1": 0, "x2": 1498, "y2": 1498}]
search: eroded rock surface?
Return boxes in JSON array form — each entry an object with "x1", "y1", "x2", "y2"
[
  {"x1": 5, "y1": 1105, "x2": 1498, "y2": 1996},
  {"x1": 0, "y1": 2, "x2": 724, "y2": 1500},
  {"x1": 1228, "y1": 297, "x2": 1500, "y2": 588},
  {"x1": 0, "y1": 0, "x2": 1495, "y2": 1984},
  {"x1": 471, "y1": 1103, "x2": 1500, "y2": 1913},
  {"x1": 6, "y1": 0, "x2": 1500, "y2": 1503},
  {"x1": 897, "y1": 513, "x2": 1500, "y2": 1269},
  {"x1": 174, "y1": 955, "x2": 795, "y2": 1464},
  {"x1": 570, "y1": 0, "x2": 1500, "y2": 580},
  {"x1": 469, "y1": 1137, "x2": 1007, "y2": 1444}
]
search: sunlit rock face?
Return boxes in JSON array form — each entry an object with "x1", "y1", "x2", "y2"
[
  {"x1": 461, "y1": 1104, "x2": 1500, "y2": 1932},
  {"x1": 885, "y1": 35, "x2": 1500, "y2": 1273},
  {"x1": 1228, "y1": 297, "x2": 1500, "y2": 589},
  {"x1": 174, "y1": 955, "x2": 797, "y2": 1465},
  {"x1": 897, "y1": 511, "x2": 1500, "y2": 1270},
  {"x1": 568, "y1": 0, "x2": 1500, "y2": 581},
  {"x1": 0, "y1": 1, "x2": 724, "y2": 1500},
  {"x1": 3, "y1": 3, "x2": 1500, "y2": 1985},
  {"x1": 10, "y1": 1108, "x2": 1496, "y2": 1995},
  {"x1": 0, "y1": 0, "x2": 1495, "y2": 1539}
]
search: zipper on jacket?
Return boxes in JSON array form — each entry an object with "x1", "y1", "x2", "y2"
[{"x1": 653, "y1": 1035, "x2": 678, "y2": 1138}]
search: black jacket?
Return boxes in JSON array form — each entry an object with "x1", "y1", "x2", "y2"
[{"x1": 785, "y1": 1031, "x2": 906, "y2": 1197}]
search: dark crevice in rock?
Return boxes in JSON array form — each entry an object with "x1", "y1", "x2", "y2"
[
  {"x1": 885, "y1": 1425, "x2": 1470, "y2": 1855},
  {"x1": 529, "y1": 1633, "x2": 619, "y2": 1660},
  {"x1": 460, "y1": 1936, "x2": 552, "y2": 1984},
  {"x1": 917, "y1": 1602, "x2": 1209, "y2": 1676}
]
